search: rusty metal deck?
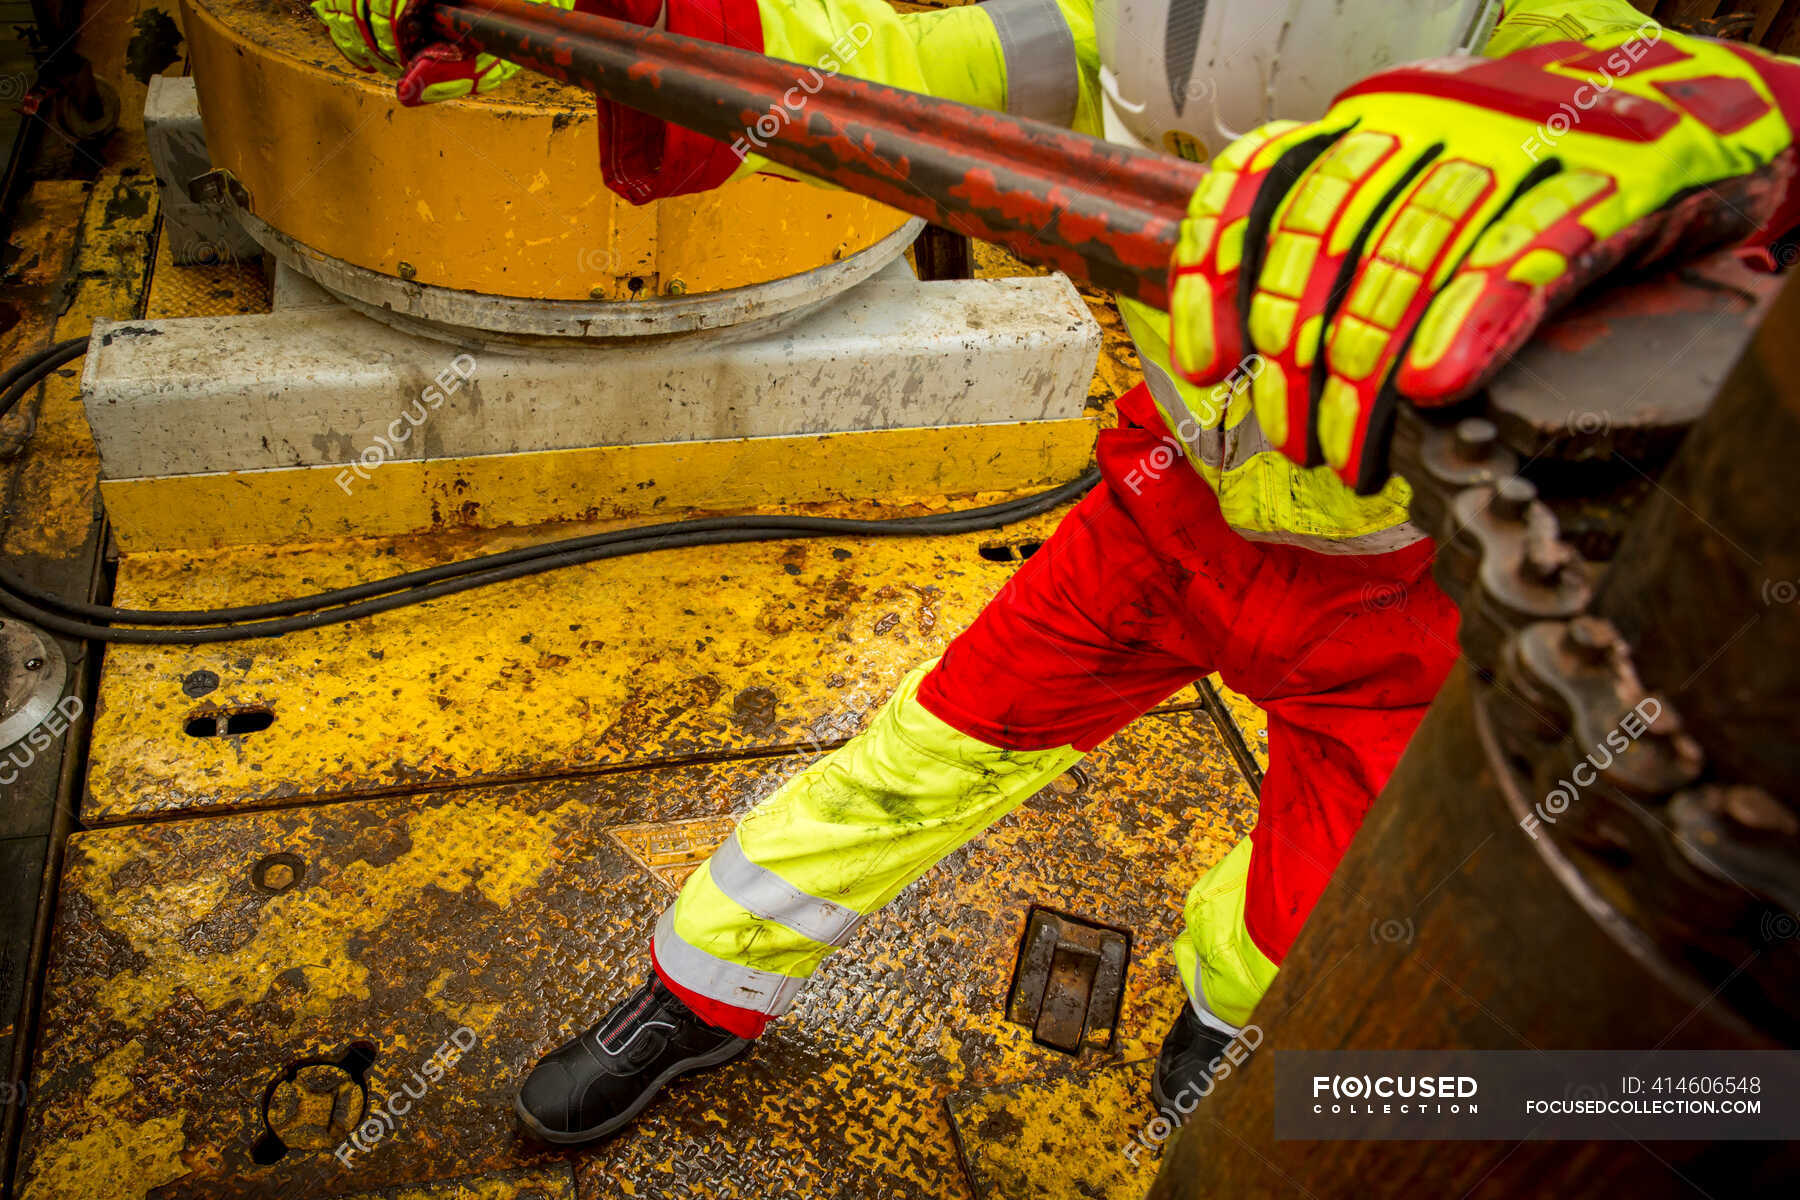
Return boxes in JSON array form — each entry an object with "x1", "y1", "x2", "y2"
[
  {"x1": 19, "y1": 708, "x2": 1254, "y2": 1200},
  {"x1": 21, "y1": 215, "x2": 1271, "y2": 1200},
  {"x1": 7, "y1": 25, "x2": 1275, "y2": 1197},
  {"x1": 82, "y1": 508, "x2": 1226, "y2": 823}
]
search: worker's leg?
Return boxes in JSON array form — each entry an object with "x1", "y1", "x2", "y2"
[
  {"x1": 518, "y1": 385, "x2": 1232, "y2": 1141},
  {"x1": 654, "y1": 462, "x2": 1224, "y2": 1037},
  {"x1": 1170, "y1": 537, "x2": 1459, "y2": 1035},
  {"x1": 1149, "y1": 537, "x2": 1456, "y2": 1117}
]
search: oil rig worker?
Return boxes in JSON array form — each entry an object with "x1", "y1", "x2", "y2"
[{"x1": 314, "y1": 0, "x2": 1800, "y2": 1145}]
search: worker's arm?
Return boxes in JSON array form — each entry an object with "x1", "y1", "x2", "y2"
[
  {"x1": 596, "y1": 0, "x2": 1104, "y2": 201},
  {"x1": 312, "y1": 0, "x2": 1098, "y2": 200},
  {"x1": 1484, "y1": 0, "x2": 1664, "y2": 56}
]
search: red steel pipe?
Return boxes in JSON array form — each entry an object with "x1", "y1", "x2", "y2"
[{"x1": 429, "y1": 0, "x2": 1207, "y2": 307}]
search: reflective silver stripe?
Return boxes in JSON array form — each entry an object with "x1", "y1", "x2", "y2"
[
  {"x1": 708, "y1": 833, "x2": 866, "y2": 948},
  {"x1": 1141, "y1": 356, "x2": 1272, "y2": 470},
  {"x1": 1187, "y1": 983, "x2": 1245, "y2": 1038},
  {"x1": 982, "y1": 0, "x2": 1079, "y2": 126},
  {"x1": 1140, "y1": 357, "x2": 1429, "y2": 557},
  {"x1": 1236, "y1": 521, "x2": 1429, "y2": 555},
  {"x1": 653, "y1": 907, "x2": 808, "y2": 1017}
]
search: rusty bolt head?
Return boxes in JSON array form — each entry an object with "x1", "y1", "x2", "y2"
[
  {"x1": 665, "y1": 278, "x2": 688, "y2": 296},
  {"x1": 588, "y1": 285, "x2": 607, "y2": 299},
  {"x1": 1452, "y1": 417, "x2": 1497, "y2": 463},
  {"x1": 1721, "y1": 785, "x2": 1799, "y2": 836},
  {"x1": 1522, "y1": 537, "x2": 1569, "y2": 585},
  {"x1": 1492, "y1": 476, "x2": 1536, "y2": 522},
  {"x1": 396, "y1": 261, "x2": 418, "y2": 282},
  {"x1": 1563, "y1": 617, "x2": 1615, "y2": 666},
  {"x1": 1644, "y1": 703, "x2": 1685, "y2": 739}
]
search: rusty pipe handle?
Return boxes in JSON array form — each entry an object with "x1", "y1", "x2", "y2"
[{"x1": 429, "y1": 0, "x2": 1206, "y2": 307}]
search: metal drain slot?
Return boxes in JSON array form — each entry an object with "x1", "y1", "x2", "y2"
[
  {"x1": 978, "y1": 539, "x2": 1043, "y2": 563},
  {"x1": 1006, "y1": 908, "x2": 1129, "y2": 1055},
  {"x1": 251, "y1": 1041, "x2": 378, "y2": 1165},
  {"x1": 184, "y1": 706, "x2": 275, "y2": 738}
]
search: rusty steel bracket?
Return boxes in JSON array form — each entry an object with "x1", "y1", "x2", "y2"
[
  {"x1": 1389, "y1": 415, "x2": 1518, "y2": 567},
  {"x1": 1668, "y1": 786, "x2": 1800, "y2": 920},
  {"x1": 1006, "y1": 909, "x2": 1129, "y2": 1056},
  {"x1": 185, "y1": 167, "x2": 251, "y2": 214},
  {"x1": 1389, "y1": 259, "x2": 1800, "y2": 1041},
  {"x1": 1491, "y1": 617, "x2": 1703, "y2": 801},
  {"x1": 1433, "y1": 480, "x2": 1594, "y2": 676}
]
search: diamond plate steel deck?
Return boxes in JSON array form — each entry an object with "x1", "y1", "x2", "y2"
[
  {"x1": 947, "y1": 1062, "x2": 1158, "y2": 1199},
  {"x1": 83, "y1": 507, "x2": 1217, "y2": 823},
  {"x1": 19, "y1": 708, "x2": 1254, "y2": 1199}
]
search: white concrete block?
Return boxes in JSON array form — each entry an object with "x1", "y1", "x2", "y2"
[{"x1": 82, "y1": 269, "x2": 1100, "y2": 480}]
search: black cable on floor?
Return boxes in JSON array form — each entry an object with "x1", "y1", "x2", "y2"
[
  {"x1": 0, "y1": 338, "x2": 1099, "y2": 642},
  {"x1": 0, "y1": 337, "x2": 88, "y2": 419}
]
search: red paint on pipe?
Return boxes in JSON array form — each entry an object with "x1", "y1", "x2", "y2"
[{"x1": 430, "y1": 0, "x2": 1203, "y2": 307}]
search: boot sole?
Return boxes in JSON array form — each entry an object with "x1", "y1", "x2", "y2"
[{"x1": 513, "y1": 1037, "x2": 752, "y2": 1146}]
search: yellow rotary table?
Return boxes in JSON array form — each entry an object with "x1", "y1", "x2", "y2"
[{"x1": 181, "y1": 0, "x2": 920, "y2": 336}]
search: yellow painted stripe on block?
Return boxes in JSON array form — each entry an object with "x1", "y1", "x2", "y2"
[{"x1": 100, "y1": 418, "x2": 1100, "y2": 551}]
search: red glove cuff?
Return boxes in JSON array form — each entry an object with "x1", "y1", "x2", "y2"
[{"x1": 589, "y1": 0, "x2": 766, "y2": 204}]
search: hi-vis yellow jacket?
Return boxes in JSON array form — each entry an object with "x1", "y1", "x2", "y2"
[{"x1": 727, "y1": 0, "x2": 1653, "y2": 554}]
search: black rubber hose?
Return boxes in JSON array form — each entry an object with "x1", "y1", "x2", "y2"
[
  {"x1": 0, "y1": 337, "x2": 88, "y2": 419},
  {"x1": 0, "y1": 471, "x2": 1095, "y2": 643},
  {"x1": 0, "y1": 335, "x2": 1099, "y2": 642},
  {"x1": 6, "y1": 473, "x2": 1094, "y2": 625}
]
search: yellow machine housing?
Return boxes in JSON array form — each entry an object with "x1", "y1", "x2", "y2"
[{"x1": 180, "y1": 0, "x2": 914, "y2": 303}]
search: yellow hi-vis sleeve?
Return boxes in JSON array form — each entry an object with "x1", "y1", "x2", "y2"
[
  {"x1": 1484, "y1": 0, "x2": 1662, "y2": 56},
  {"x1": 727, "y1": 0, "x2": 1103, "y2": 186}
]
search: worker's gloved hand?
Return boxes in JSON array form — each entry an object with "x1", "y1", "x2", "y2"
[
  {"x1": 1168, "y1": 27, "x2": 1800, "y2": 494},
  {"x1": 310, "y1": 0, "x2": 661, "y2": 106},
  {"x1": 311, "y1": 0, "x2": 735, "y2": 200}
]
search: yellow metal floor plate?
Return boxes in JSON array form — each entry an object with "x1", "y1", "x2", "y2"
[
  {"x1": 948, "y1": 1062, "x2": 1159, "y2": 1199},
  {"x1": 345, "y1": 1164, "x2": 574, "y2": 1200},
  {"x1": 20, "y1": 709, "x2": 1254, "y2": 1199},
  {"x1": 143, "y1": 232, "x2": 271, "y2": 321},
  {"x1": 86, "y1": 510, "x2": 1214, "y2": 823}
]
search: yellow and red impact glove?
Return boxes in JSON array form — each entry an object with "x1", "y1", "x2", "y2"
[
  {"x1": 1168, "y1": 26, "x2": 1800, "y2": 494},
  {"x1": 311, "y1": 0, "x2": 757, "y2": 199},
  {"x1": 310, "y1": 0, "x2": 585, "y2": 104}
]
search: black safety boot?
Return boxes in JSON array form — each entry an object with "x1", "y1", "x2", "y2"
[
  {"x1": 1151, "y1": 1003, "x2": 1240, "y2": 1113},
  {"x1": 515, "y1": 975, "x2": 752, "y2": 1144}
]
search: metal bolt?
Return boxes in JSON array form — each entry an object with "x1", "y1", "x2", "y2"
[
  {"x1": 253, "y1": 852, "x2": 306, "y2": 894},
  {"x1": 24, "y1": 657, "x2": 42, "y2": 671},
  {"x1": 665, "y1": 278, "x2": 687, "y2": 296},
  {"x1": 1722, "y1": 786, "x2": 1798, "y2": 836},
  {"x1": 396, "y1": 261, "x2": 417, "y2": 282},
  {"x1": 1563, "y1": 617, "x2": 1614, "y2": 666},
  {"x1": 1522, "y1": 537, "x2": 1569, "y2": 585},
  {"x1": 588, "y1": 284, "x2": 607, "y2": 299},
  {"x1": 1452, "y1": 417, "x2": 1497, "y2": 463},
  {"x1": 1644, "y1": 703, "x2": 1685, "y2": 739},
  {"x1": 1492, "y1": 476, "x2": 1536, "y2": 522}
]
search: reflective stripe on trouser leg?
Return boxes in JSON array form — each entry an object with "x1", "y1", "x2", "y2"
[
  {"x1": 1172, "y1": 838, "x2": 1279, "y2": 1031},
  {"x1": 654, "y1": 661, "x2": 1083, "y2": 1021}
]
